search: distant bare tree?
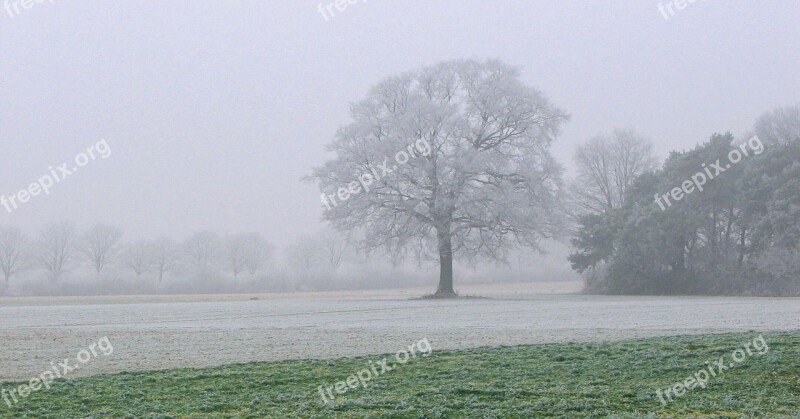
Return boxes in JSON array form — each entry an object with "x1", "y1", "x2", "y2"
[
  {"x1": 125, "y1": 241, "x2": 153, "y2": 279},
  {"x1": 0, "y1": 226, "x2": 28, "y2": 287},
  {"x1": 755, "y1": 103, "x2": 800, "y2": 146},
  {"x1": 321, "y1": 229, "x2": 348, "y2": 272},
  {"x1": 151, "y1": 237, "x2": 180, "y2": 282},
  {"x1": 225, "y1": 234, "x2": 249, "y2": 278},
  {"x1": 571, "y1": 128, "x2": 657, "y2": 215},
  {"x1": 243, "y1": 234, "x2": 273, "y2": 276},
  {"x1": 224, "y1": 232, "x2": 273, "y2": 277},
  {"x1": 286, "y1": 236, "x2": 322, "y2": 273},
  {"x1": 35, "y1": 222, "x2": 76, "y2": 281},
  {"x1": 183, "y1": 231, "x2": 221, "y2": 270},
  {"x1": 81, "y1": 224, "x2": 123, "y2": 274}
]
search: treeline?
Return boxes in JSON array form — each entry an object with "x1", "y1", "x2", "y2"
[
  {"x1": 0, "y1": 223, "x2": 574, "y2": 296},
  {"x1": 568, "y1": 104, "x2": 800, "y2": 295},
  {"x1": 0, "y1": 224, "x2": 275, "y2": 294}
]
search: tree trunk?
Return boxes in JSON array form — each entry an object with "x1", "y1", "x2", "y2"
[
  {"x1": 723, "y1": 207, "x2": 735, "y2": 261},
  {"x1": 435, "y1": 225, "x2": 455, "y2": 297},
  {"x1": 737, "y1": 228, "x2": 747, "y2": 269},
  {"x1": 710, "y1": 210, "x2": 718, "y2": 269}
]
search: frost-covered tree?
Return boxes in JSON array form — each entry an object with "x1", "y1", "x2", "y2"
[
  {"x1": 570, "y1": 128, "x2": 657, "y2": 216},
  {"x1": 310, "y1": 59, "x2": 569, "y2": 297},
  {"x1": 81, "y1": 224, "x2": 123, "y2": 274},
  {"x1": 754, "y1": 103, "x2": 800, "y2": 146},
  {"x1": 0, "y1": 226, "x2": 28, "y2": 286}
]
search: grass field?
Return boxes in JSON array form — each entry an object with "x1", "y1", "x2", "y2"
[{"x1": 1, "y1": 331, "x2": 798, "y2": 418}]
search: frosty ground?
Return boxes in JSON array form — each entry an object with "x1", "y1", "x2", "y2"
[{"x1": 1, "y1": 281, "x2": 799, "y2": 382}]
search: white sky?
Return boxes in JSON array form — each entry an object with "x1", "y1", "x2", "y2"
[{"x1": 1, "y1": 0, "x2": 799, "y2": 248}]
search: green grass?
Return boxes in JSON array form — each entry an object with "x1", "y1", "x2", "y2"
[{"x1": 1, "y1": 332, "x2": 799, "y2": 418}]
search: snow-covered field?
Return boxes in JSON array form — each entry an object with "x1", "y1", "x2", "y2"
[{"x1": 2, "y1": 281, "x2": 799, "y2": 381}]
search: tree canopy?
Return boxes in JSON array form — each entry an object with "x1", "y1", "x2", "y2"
[{"x1": 310, "y1": 59, "x2": 570, "y2": 296}]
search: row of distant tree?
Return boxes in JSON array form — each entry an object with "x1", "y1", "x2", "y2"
[
  {"x1": 568, "y1": 104, "x2": 800, "y2": 295},
  {"x1": 0, "y1": 220, "x2": 571, "y2": 296},
  {"x1": 0, "y1": 222, "x2": 366, "y2": 294},
  {"x1": 0, "y1": 224, "x2": 279, "y2": 286}
]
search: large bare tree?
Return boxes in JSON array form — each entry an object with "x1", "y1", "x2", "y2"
[
  {"x1": 0, "y1": 226, "x2": 28, "y2": 287},
  {"x1": 81, "y1": 224, "x2": 123, "y2": 274},
  {"x1": 310, "y1": 59, "x2": 569, "y2": 297},
  {"x1": 570, "y1": 128, "x2": 657, "y2": 215},
  {"x1": 35, "y1": 222, "x2": 76, "y2": 281}
]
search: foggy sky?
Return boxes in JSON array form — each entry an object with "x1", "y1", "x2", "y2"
[{"x1": 1, "y1": 0, "x2": 799, "y2": 248}]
